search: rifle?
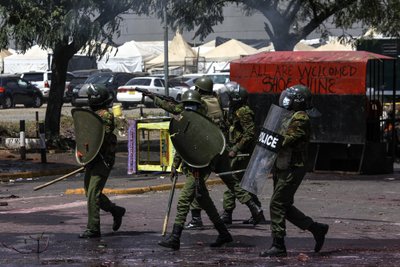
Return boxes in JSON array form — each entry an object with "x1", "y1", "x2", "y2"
[
  {"x1": 135, "y1": 87, "x2": 179, "y2": 104},
  {"x1": 161, "y1": 171, "x2": 178, "y2": 236}
]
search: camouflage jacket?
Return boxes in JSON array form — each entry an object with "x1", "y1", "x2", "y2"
[
  {"x1": 95, "y1": 108, "x2": 117, "y2": 166},
  {"x1": 228, "y1": 105, "x2": 255, "y2": 154},
  {"x1": 275, "y1": 111, "x2": 310, "y2": 169},
  {"x1": 154, "y1": 96, "x2": 185, "y2": 115}
]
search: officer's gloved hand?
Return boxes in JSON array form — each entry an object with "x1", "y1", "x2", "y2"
[
  {"x1": 228, "y1": 150, "x2": 237, "y2": 158},
  {"x1": 170, "y1": 166, "x2": 178, "y2": 182}
]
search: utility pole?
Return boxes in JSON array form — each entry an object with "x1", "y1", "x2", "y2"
[{"x1": 163, "y1": 0, "x2": 169, "y2": 98}]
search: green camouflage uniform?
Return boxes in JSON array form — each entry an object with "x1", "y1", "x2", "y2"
[
  {"x1": 220, "y1": 105, "x2": 261, "y2": 211},
  {"x1": 154, "y1": 96, "x2": 223, "y2": 228},
  {"x1": 183, "y1": 95, "x2": 225, "y2": 212},
  {"x1": 84, "y1": 108, "x2": 117, "y2": 234},
  {"x1": 154, "y1": 97, "x2": 184, "y2": 114},
  {"x1": 270, "y1": 110, "x2": 314, "y2": 238}
]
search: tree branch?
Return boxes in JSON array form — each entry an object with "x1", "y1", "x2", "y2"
[
  {"x1": 284, "y1": 0, "x2": 299, "y2": 18},
  {"x1": 301, "y1": 1, "x2": 357, "y2": 38},
  {"x1": 286, "y1": 0, "x2": 302, "y2": 25}
]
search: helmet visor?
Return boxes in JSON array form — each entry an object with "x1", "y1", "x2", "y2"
[{"x1": 279, "y1": 89, "x2": 293, "y2": 109}]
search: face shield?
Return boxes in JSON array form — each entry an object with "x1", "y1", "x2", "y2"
[
  {"x1": 183, "y1": 102, "x2": 200, "y2": 111},
  {"x1": 279, "y1": 89, "x2": 294, "y2": 110}
]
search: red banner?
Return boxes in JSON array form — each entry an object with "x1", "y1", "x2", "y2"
[
  {"x1": 231, "y1": 61, "x2": 366, "y2": 95},
  {"x1": 230, "y1": 51, "x2": 394, "y2": 95}
]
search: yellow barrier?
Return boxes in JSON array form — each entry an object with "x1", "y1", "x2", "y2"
[{"x1": 112, "y1": 104, "x2": 123, "y2": 118}]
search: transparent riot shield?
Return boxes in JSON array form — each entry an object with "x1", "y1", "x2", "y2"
[{"x1": 240, "y1": 104, "x2": 293, "y2": 194}]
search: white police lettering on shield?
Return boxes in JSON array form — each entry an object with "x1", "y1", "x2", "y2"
[{"x1": 258, "y1": 131, "x2": 278, "y2": 149}]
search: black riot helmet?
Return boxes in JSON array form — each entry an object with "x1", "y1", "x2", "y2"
[
  {"x1": 88, "y1": 83, "x2": 113, "y2": 109},
  {"x1": 279, "y1": 84, "x2": 312, "y2": 111},
  {"x1": 181, "y1": 89, "x2": 202, "y2": 111},
  {"x1": 195, "y1": 76, "x2": 213, "y2": 94}
]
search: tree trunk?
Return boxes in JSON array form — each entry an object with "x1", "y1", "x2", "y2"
[
  {"x1": 44, "y1": 43, "x2": 75, "y2": 147},
  {"x1": 271, "y1": 32, "x2": 300, "y2": 51}
]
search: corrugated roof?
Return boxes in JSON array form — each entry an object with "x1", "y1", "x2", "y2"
[{"x1": 231, "y1": 51, "x2": 394, "y2": 64}]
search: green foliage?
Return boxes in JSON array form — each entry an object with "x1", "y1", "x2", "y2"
[
  {"x1": 160, "y1": 0, "x2": 400, "y2": 50},
  {"x1": 0, "y1": 0, "x2": 149, "y2": 55},
  {"x1": 0, "y1": 0, "x2": 153, "y2": 146}
]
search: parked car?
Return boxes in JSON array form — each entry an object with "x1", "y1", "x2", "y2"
[
  {"x1": 21, "y1": 71, "x2": 75, "y2": 102},
  {"x1": 0, "y1": 74, "x2": 43, "y2": 108},
  {"x1": 204, "y1": 72, "x2": 230, "y2": 92},
  {"x1": 65, "y1": 69, "x2": 112, "y2": 102},
  {"x1": 71, "y1": 72, "x2": 141, "y2": 107},
  {"x1": 169, "y1": 74, "x2": 203, "y2": 90},
  {"x1": 177, "y1": 73, "x2": 230, "y2": 92},
  {"x1": 116, "y1": 76, "x2": 183, "y2": 109}
]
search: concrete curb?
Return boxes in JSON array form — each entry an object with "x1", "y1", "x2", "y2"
[
  {"x1": 64, "y1": 178, "x2": 225, "y2": 195},
  {"x1": 0, "y1": 167, "x2": 79, "y2": 181}
]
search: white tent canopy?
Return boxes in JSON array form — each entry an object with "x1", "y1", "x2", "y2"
[
  {"x1": 193, "y1": 40, "x2": 216, "y2": 57},
  {"x1": 315, "y1": 37, "x2": 354, "y2": 51},
  {"x1": 3, "y1": 45, "x2": 51, "y2": 73},
  {"x1": 146, "y1": 32, "x2": 197, "y2": 68},
  {"x1": 97, "y1": 41, "x2": 143, "y2": 72},
  {"x1": 97, "y1": 40, "x2": 165, "y2": 72},
  {"x1": 0, "y1": 49, "x2": 13, "y2": 74},
  {"x1": 257, "y1": 40, "x2": 316, "y2": 52},
  {"x1": 294, "y1": 41, "x2": 315, "y2": 51},
  {"x1": 134, "y1": 41, "x2": 164, "y2": 63},
  {"x1": 203, "y1": 39, "x2": 258, "y2": 61}
]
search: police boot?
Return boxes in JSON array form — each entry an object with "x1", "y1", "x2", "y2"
[
  {"x1": 158, "y1": 224, "x2": 183, "y2": 250},
  {"x1": 259, "y1": 237, "x2": 287, "y2": 257},
  {"x1": 220, "y1": 209, "x2": 233, "y2": 225},
  {"x1": 308, "y1": 222, "x2": 329, "y2": 252},
  {"x1": 185, "y1": 209, "x2": 203, "y2": 230},
  {"x1": 111, "y1": 205, "x2": 126, "y2": 231},
  {"x1": 242, "y1": 213, "x2": 268, "y2": 225},
  {"x1": 210, "y1": 222, "x2": 233, "y2": 247},
  {"x1": 245, "y1": 199, "x2": 264, "y2": 225}
]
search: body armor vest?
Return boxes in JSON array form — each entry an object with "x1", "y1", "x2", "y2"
[{"x1": 201, "y1": 95, "x2": 224, "y2": 123}]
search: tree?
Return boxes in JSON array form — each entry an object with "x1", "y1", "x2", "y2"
[
  {"x1": 159, "y1": 0, "x2": 400, "y2": 51},
  {"x1": 0, "y1": 0, "x2": 152, "y2": 146}
]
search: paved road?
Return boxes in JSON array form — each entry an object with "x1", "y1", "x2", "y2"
[{"x1": 0, "y1": 151, "x2": 399, "y2": 266}]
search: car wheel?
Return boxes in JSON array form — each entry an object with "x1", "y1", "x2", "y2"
[
  {"x1": 2, "y1": 95, "x2": 13, "y2": 109},
  {"x1": 176, "y1": 94, "x2": 182, "y2": 101},
  {"x1": 32, "y1": 95, "x2": 43, "y2": 108}
]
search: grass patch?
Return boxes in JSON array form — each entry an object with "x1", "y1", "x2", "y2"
[{"x1": 0, "y1": 115, "x2": 75, "y2": 139}]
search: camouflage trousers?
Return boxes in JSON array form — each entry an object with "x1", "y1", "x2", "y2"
[
  {"x1": 270, "y1": 167, "x2": 314, "y2": 238},
  {"x1": 190, "y1": 155, "x2": 260, "y2": 212},
  {"x1": 84, "y1": 159, "x2": 115, "y2": 233},
  {"x1": 174, "y1": 164, "x2": 222, "y2": 227}
]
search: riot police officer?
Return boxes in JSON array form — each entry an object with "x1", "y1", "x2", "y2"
[
  {"x1": 260, "y1": 85, "x2": 329, "y2": 257},
  {"x1": 158, "y1": 90, "x2": 232, "y2": 250},
  {"x1": 218, "y1": 81, "x2": 266, "y2": 225},
  {"x1": 184, "y1": 76, "x2": 227, "y2": 229},
  {"x1": 148, "y1": 76, "x2": 226, "y2": 230},
  {"x1": 79, "y1": 84, "x2": 126, "y2": 238}
]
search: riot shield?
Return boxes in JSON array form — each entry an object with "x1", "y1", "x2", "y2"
[
  {"x1": 169, "y1": 110, "x2": 226, "y2": 168},
  {"x1": 72, "y1": 108, "x2": 105, "y2": 166},
  {"x1": 240, "y1": 104, "x2": 294, "y2": 195}
]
